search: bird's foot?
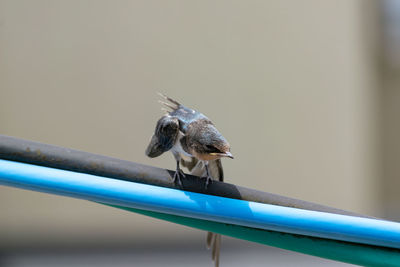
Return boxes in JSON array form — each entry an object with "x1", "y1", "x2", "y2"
[
  {"x1": 202, "y1": 175, "x2": 213, "y2": 189},
  {"x1": 173, "y1": 168, "x2": 186, "y2": 188}
]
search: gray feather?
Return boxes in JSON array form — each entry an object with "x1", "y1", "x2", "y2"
[{"x1": 145, "y1": 115, "x2": 179, "y2": 158}]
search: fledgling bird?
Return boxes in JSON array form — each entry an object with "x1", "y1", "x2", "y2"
[
  {"x1": 145, "y1": 94, "x2": 233, "y2": 188},
  {"x1": 145, "y1": 94, "x2": 233, "y2": 267}
]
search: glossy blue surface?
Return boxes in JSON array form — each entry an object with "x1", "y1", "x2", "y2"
[{"x1": 1, "y1": 159, "x2": 400, "y2": 249}]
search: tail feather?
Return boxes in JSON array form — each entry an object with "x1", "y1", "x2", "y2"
[
  {"x1": 184, "y1": 159, "x2": 223, "y2": 267},
  {"x1": 206, "y1": 232, "x2": 220, "y2": 267},
  {"x1": 212, "y1": 234, "x2": 221, "y2": 267},
  {"x1": 206, "y1": 231, "x2": 214, "y2": 249}
]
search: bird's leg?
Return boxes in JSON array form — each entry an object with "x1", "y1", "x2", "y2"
[
  {"x1": 203, "y1": 161, "x2": 213, "y2": 189},
  {"x1": 172, "y1": 155, "x2": 185, "y2": 187}
]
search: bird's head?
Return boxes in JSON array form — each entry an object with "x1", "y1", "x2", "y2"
[{"x1": 187, "y1": 121, "x2": 233, "y2": 161}]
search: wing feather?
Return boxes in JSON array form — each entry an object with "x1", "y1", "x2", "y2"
[{"x1": 145, "y1": 115, "x2": 179, "y2": 158}]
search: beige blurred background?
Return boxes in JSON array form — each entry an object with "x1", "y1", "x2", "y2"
[{"x1": 0, "y1": 0, "x2": 399, "y2": 266}]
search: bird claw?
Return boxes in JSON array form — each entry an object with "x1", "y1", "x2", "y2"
[
  {"x1": 173, "y1": 168, "x2": 186, "y2": 188},
  {"x1": 203, "y1": 175, "x2": 213, "y2": 189}
]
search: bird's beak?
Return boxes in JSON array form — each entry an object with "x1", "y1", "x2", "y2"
[{"x1": 223, "y1": 151, "x2": 234, "y2": 159}]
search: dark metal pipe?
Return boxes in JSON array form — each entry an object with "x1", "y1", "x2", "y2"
[{"x1": 0, "y1": 134, "x2": 371, "y2": 218}]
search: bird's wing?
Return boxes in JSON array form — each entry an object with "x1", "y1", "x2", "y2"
[
  {"x1": 183, "y1": 158, "x2": 223, "y2": 267},
  {"x1": 145, "y1": 115, "x2": 180, "y2": 158}
]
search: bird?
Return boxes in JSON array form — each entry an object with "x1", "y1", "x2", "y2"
[
  {"x1": 145, "y1": 94, "x2": 233, "y2": 267},
  {"x1": 145, "y1": 94, "x2": 233, "y2": 188}
]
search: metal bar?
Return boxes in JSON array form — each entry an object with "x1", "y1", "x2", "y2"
[
  {"x1": 0, "y1": 159, "x2": 399, "y2": 250},
  {"x1": 0, "y1": 134, "x2": 370, "y2": 218},
  {"x1": 108, "y1": 204, "x2": 400, "y2": 267}
]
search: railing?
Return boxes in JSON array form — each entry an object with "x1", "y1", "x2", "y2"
[{"x1": 0, "y1": 134, "x2": 399, "y2": 266}]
